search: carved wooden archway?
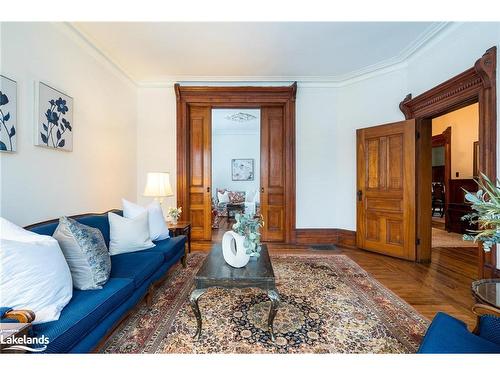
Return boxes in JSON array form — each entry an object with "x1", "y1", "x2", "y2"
[
  {"x1": 400, "y1": 47, "x2": 498, "y2": 278},
  {"x1": 175, "y1": 83, "x2": 297, "y2": 244}
]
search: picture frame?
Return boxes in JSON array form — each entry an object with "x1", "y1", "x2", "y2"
[
  {"x1": 0, "y1": 75, "x2": 17, "y2": 152},
  {"x1": 35, "y1": 81, "x2": 73, "y2": 151},
  {"x1": 232, "y1": 158, "x2": 254, "y2": 181}
]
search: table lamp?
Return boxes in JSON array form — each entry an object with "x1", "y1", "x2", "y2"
[{"x1": 143, "y1": 172, "x2": 174, "y2": 208}]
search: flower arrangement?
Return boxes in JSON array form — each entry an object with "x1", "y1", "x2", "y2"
[
  {"x1": 462, "y1": 173, "x2": 500, "y2": 251},
  {"x1": 232, "y1": 213, "x2": 264, "y2": 257},
  {"x1": 167, "y1": 207, "x2": 182, "y2": 223}
]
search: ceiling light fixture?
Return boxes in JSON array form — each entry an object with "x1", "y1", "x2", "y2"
[{"x1": 224, "y1": 112, "x2": 257, "y2": 122}]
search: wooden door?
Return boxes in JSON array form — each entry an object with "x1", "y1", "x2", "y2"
[
  {"x1": 188, "y1": 105, "x2": 212, "y2": 241},
  {"x1": 260, "y1": 106, "x2": 285, "y2": 242},
  {"x1": 356, "y1": 120, "x2": 416, "y2": 260}
]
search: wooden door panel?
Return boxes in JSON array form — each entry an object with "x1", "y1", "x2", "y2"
[
  {"x1": 190, "y1": 117, "x2": 205, "y2": 187},
  {"x1": 357, "y1": 120, "x2": 416, "y2": 260},
  {"x1": 261, "y1": 106, "x2": 285, "y2": 242},
  {"x1": 188, "y1": 106, "x2": 212, "y2": 241}
]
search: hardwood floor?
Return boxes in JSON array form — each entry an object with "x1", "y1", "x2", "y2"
[{"x1": 191, "y1": 238, "x2": 479, "y2": 329}]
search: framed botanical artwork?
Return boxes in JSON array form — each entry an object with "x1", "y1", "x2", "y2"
[
  {"x1": 35, "y1": 82, "x2": 73, "y2": 151},
  {"x1": 0, "y1": 75, "x2": 17, "y2": 152},
  {"x1": 232, "y1": 158, "x2": 254, "y2": 181}
]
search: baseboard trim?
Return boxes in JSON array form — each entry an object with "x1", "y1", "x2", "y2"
[{"x1": 295, "y1": 229, "x2": 356, "y2": 249}]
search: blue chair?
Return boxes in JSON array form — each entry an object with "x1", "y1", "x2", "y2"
[{"x1": 418, "y1": 311, "x2": 500, "y2": 353}]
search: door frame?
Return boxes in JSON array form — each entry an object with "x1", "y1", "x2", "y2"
[
  {"x1": 400, "y1": 47, "x2": 497, "y2": 278},
  {"x1": 174, "y1": 83, "x2": 297, "y2": 244},
  {"x1": 431, "y1": 126, "x2": 451, "y2": 228}
]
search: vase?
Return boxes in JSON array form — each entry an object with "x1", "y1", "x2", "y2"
[
  {"x1": 171, "y1": 217, "x2": 178, "y2": 225},
  {"x1": 222, "y1": 231, "x2": 250, "y2": 268}
]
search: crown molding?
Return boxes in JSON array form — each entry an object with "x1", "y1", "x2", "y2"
[
  {"x1": 136, "y1": 62, "x2": 409, "y2": 88},
  {"x1": 64, "y1": 21, "x2": 453, "y2": 89}
]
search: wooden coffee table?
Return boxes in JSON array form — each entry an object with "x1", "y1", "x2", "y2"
[{"x1": 189, "y1": 244, "x2": 280, "y2": 341}]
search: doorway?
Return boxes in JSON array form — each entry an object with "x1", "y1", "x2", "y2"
[
  {"x1": 175, "y1": 83, "x2": 297, "y2": 245},
  {"x1": 401, "y1": 47, "x2": 497, "y2": 278},
  {"x1": 211, "y1": 109, "x2": 261, "y2": 242},
  {"x1": 357, "y1": 47, "x2": 497, "y2": 278},
  {"x1": 429, "y1": 103, "x2": 479, "y2": 280}
]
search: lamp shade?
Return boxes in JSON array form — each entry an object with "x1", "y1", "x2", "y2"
[{"x1": 143, "y1": 172, "x2": 174, "y2": 197}]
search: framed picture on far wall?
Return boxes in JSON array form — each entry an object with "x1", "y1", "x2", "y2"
[
  {"x1": 35, "y1": 81, "x2": 73, "y2": 151},
  {"x1": 232, "y1": 158, "x2": 254, "y2": 181}
]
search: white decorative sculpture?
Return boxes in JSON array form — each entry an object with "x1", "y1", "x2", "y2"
[{"x1": 222, "y1": 230, "x2": 250, "y2": 268}]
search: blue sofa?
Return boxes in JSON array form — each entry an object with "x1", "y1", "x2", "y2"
[
  {"x1": 418, "y1": 312, "x2": 500, "y2": 353},
  {"x1": 1, "y1": 210, "x2": 187, "y2": 353}
]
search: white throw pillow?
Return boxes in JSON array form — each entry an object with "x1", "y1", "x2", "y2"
[
  {"x1": 0, "y1": 217, "x2": 48, "y2": 242},
  {"x1": 0, "y1": 218, "x2": 73, "y2": 324},
  {"x1": 122, "y1": 199, "x2": 170, "y2": 241},
  {"x1": 108, "y1": 212, "x2": 155, "y2": 255},
  {"x1": 217, "y1": 191, "x2": 230, "y2": 204}
]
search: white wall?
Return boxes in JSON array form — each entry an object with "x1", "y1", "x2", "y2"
[
  {"x1": 136, "y1": 87, "x2": 177, "y2": 210},
  {"x1": 0, "y1": 23, "x2": 137, "y2": 226}
]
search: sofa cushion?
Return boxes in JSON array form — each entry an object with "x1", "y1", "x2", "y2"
[
  {"x1": 142, "y1": 236, "x2": 186, "y2": 262},
  {"x1": 110, "y1": 252, "x2": 163, "y2": 288},
  {"x1": 418, "y1": 312, "x2": 500, "y2": 353},
  {"x1": 33, "y1": 278, "x2": 134, "y2": 353}
]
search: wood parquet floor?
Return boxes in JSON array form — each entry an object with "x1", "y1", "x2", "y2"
[{"x1": 193, "y1": 229, "x2": 479, "y2": 329}]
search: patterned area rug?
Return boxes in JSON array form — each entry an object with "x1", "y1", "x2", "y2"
[{"x1": 101, "y1": 253, "x2": 428, "y2": 354}]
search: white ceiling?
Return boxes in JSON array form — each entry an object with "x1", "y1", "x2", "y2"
[
  {"x1": 212, "y1": 109, "x2": 260, "y2": 134},
  {"x1": 71, "y1": 22, "x2": 446, "y2": 83}
]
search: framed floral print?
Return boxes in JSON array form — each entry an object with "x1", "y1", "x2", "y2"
[
  {"x1": 0, "y1": 75, "x2": 17, "y2": 152},
  {"x1": 36, "y1": 82, "x2": 73, "y2": 151},
  {"x1": 232, "y1": 158, "x2": 254, "y2": 181}
]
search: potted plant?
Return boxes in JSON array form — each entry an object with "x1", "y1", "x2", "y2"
[
  {"x1": 167, "y1": 207, "x2": 182, "y2": 225},
  {"x1": 221, "y1": 213, "x2": 264, "y2": 268},
  {"x1": 462, "y1": 173, "x2": 500, "y2": 251}
]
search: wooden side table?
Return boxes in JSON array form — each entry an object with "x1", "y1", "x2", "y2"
[{"x1": 168, "y1": 221, "x2": 192, "y2": 267}]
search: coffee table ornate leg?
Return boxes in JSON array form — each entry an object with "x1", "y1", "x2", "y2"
[
  {"x1": 190, "y1": 288, "x2": 206, "y2": 340},
  {"x1": 267, "y1": 289, "x2": 280, "y2": 342}
]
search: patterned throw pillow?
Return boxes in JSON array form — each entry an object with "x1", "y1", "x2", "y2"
[
  {"x1": 228, "y1": 191, "x2": 246, "y2": 204},
  {"x1": 53, "y1": 217, "x2": 111, "y2": 290}
]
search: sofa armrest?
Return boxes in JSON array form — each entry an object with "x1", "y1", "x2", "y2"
[
  {"x1": 1, "y1": 308, "x2": 35, "y2": 323},
  {"x1": 472, "y1": 304, "x2": 500, "y2": 334},
  {"x1": 472, "y1": 304, "x2": 500, "y2": 318}
]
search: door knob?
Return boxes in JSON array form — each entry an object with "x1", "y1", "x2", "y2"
[
  {"x1": 207, "y1": 187, "x2": 210, "y2": 193},
  {"x1": 261, "y1": 187, "x2": 264, "y2": 193}
]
